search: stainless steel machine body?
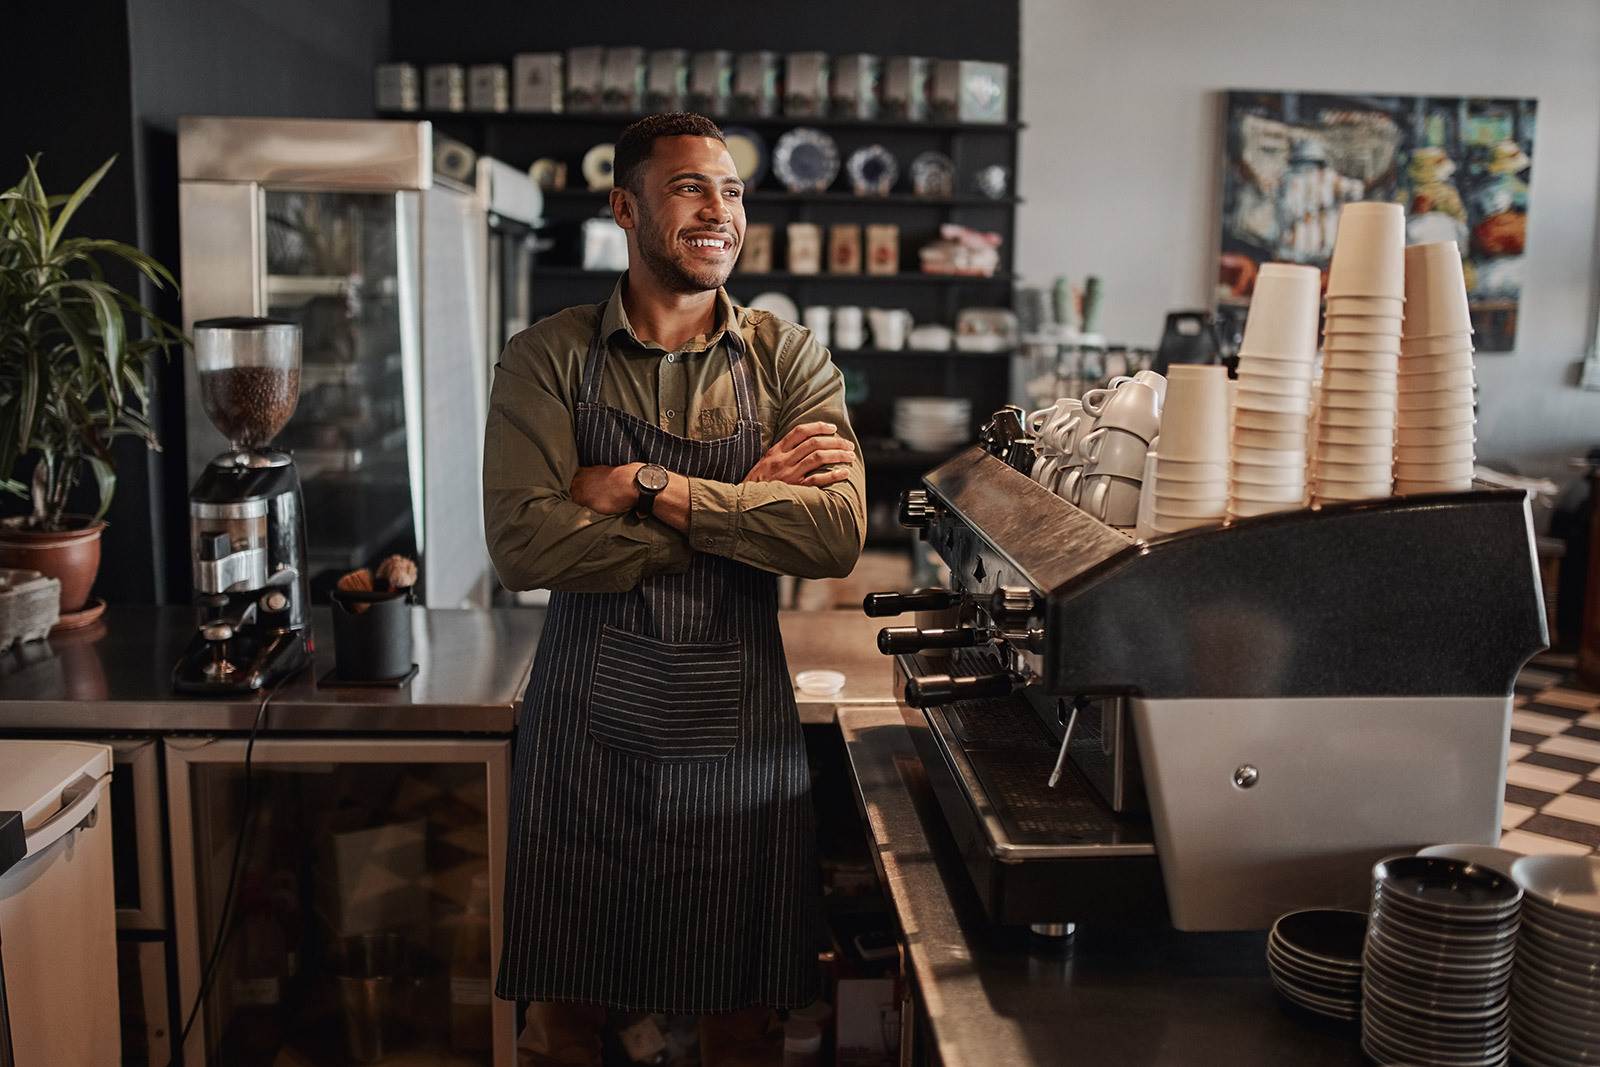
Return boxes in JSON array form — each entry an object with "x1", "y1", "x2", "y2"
[{"x1": 868, "y1": 427, "x2": 1547, "y2": 931}]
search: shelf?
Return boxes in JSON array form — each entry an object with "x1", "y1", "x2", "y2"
[
  {"x1": 540, "y1": 188, "x2": 1020, "y2": 207},
  {"x1": 383, "y1": 109, "x2": 1023, "y2": 134},
  {"x1": 531, "y1": 266, "x2": 1013, "y2": 284}
]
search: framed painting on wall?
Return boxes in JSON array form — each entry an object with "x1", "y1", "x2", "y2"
[{"x1": 1217, "y1": 89, "x2": 1537, "y2": 352}]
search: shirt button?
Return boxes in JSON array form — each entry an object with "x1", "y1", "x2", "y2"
[
  {"x1": 666, "y1": 408, "x2": 676, "y2": 419},
  {"x1": 666, "y1": 354, "x2": 675, "y2": 363}
]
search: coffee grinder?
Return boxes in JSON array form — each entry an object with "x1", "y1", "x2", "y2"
[{"x1": 174, "y1": 317, "x2": 313, "y2": 693}]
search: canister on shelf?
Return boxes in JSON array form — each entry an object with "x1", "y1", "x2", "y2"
[
  {"x1": 866, "y1": 224, "x2": 900, "y2": 275},
  {"x1": 565, "y1": 46, "x2": 606, "y2": 112},
  {"x1": 687, "y1": 50, "x2": 733, "y2": 114},
  {"x1": 732, "y1": 51, "x2": 780, "y2": 117},
  {"x1": 784, "y1": 52, "x2": 831, "y2": 118},
  {"x1": 882, "y1": 56, "x2": 929, "y2": 121},
  {"x1": 374, "y1": 63, "x2": 419, "y2": 112},
  {"x1": 645, "y1": 49, "x2": 688, "y2": 112},
  {"x1": 829, "y1": 224, "x2": 863, "y2": 274},
  {"x1": 831, "y1": 54, "x2": 881, "y2": 119},
  {"x1": 787, "y1": 223, "x2": 823, "y2": 275},
  {"x1": 467, "y1": 64, "x2": 508, "y2": 113},
  {"x1": 513, "y1": 53, "x2": 563, "y2": 113},
  {"x1": 424, "y1": 64, "x2": 465, "y2": 112}
]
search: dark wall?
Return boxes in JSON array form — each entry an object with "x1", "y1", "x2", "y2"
[{"x1": 389, "y1": 0, "x2": 1016, "y2": 62}]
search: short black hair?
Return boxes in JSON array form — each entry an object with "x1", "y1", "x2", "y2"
[{"x1": 613, "y1": 112, "x2": 726, "y2": 192}]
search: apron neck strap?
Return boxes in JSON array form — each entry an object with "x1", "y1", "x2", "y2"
[{"x1": 578, "y1": 300, "x2": 757, "y2": 425}]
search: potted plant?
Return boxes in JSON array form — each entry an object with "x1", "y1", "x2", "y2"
[{"x1": 0, "y1": 156, "x2": 183, "y2": 615}]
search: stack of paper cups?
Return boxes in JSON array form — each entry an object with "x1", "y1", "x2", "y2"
[
  {"x1": 1314, "y1": 202, "x2": 1404, "y2": 505},
  {"x1": 1150, "y1": 365, "x2": 1230, "y2": 532},
  {"x1": 1229, "y1": 263, "x2": 1318, "y2": 518},
  {"x1": 1396, "y1": 241, "x2": 1476, "y2": 493}
]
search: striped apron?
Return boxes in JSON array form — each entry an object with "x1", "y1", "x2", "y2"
[{"x1": 496, "y1": 311, "x2": 821, "y2": 1013}]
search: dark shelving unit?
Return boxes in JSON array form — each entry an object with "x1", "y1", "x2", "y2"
[{"x1": 382, "y1": 109, "x2": 1024, "y2": 135}]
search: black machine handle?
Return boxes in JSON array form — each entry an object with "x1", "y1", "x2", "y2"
[
  {"x1": 905, "y1": 670, "x2": 1018, "y2": 707},
  {"x1": 862, "y1": 589, "x2": 961, "y2": 618},
  {"x1": 877, "y1": 626, "x2": 985, "y2": 656}
]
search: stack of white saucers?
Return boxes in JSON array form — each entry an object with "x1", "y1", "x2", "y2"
[
  {"x1": 1397, "y1": 241, "x2": 1477, "y2": 494},
  {"x1": 1148, "y1": 365, "x2": 1230, "y2": 532},
  {"x1": 893, "y1": 397, "x2": 970, "y2": 452},
  {"x1": 1508, "y1": 855, "x2": 1600, "y2": 1066},
  {"x1": 1362, "y1": 855, "x2": 1521, "y2": 1067},
  {"x1": 1268, "y1": 909, "x2": 1366, "y2": 1022},
  {"x1": 1314, "y1": 202, "x2": 1405, "y2": 505},
  {"x1": 1230, "y1": 263, "x2": 1319, "y2": 518}
]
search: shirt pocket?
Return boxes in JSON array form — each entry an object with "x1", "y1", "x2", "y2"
[
  {"x1": 587, "y1": 624, "x2": 743, "y2": 763},
  {"x1": 696, "y1": 406, "x2": 739, "y2": 439}
]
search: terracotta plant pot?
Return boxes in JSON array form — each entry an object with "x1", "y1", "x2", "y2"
[{"x1": 0, "y1": 518, "x2": 105, "y2": 614}]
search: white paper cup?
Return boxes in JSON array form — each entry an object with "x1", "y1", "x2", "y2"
[
  {"x1": 1232, "y1": 480, "x2": 1305, "y2": 502},
  {"x1": 1399, "y1": 368, "x2": 1475, "y2": 392},
  {"x1": 1233, "y1": 427, "x2": 1308, "y2": 451},
  {"x1": 1079, "y1": 426, "x2": 1151, "y2": 478},
  {"x1": 1324, "y1": 313, "x2": 1404, "y2": 336},
  {"x1": 1315, "y1": 483, "x2": 1391, "y2": 501},
  {"x1": 1153, "y1": 456, "x2": 1229, "y2": 483},
  {"x1": 1239, "y1": 263, "x2": 1322, "y2": 360},
  {"x1": 1322, "y1": 350, "x2": 1400, "y2": 373},
  {"x1": 1395, "y1": 441, "x2": 1475, "y2": 463},
  {"x1": 1152, "y1": 511, "x2": 1223, "y2": 532},
  {"x1": 1319, "y1": 425, "x2": 1394, "y2": 447},
  {"x1": 1323, "y1": 333, "x2": 1402, "y2": 355},
  {"x1": 1395, "y1": 405, "x2": 1475, "y2": 429},
  {"x1": 1154, "y1": 478, "x2": 1229, "y2": 502},
  {"x1": 1321, "y1": 367, "x2": 1399, "y2": 392},
  {"x1": 1234, "y1": 407, "x2": 1308, "y2": 433},
  {"x1": 1235, "y1": 389, "x2": 1310, "y2": 415},
  {"x1": 1233, "y1": 444, "x2": 1307, "y2": 466},
  {"x1": 1326, "y1": 201, "x2": 1406, "y2": 298},
  {"x1": 1400, "y1": 333, "x2": 1474, "y2": 356},
  {"x1": 1158, "y1": 365, "x2": 1231, "y2": 462},
  {"x1": 1395, "y1": 459, "x2": 1475, "y2": 480},
  {"x1": 1317, "y1": 458, "x2": 1391, "y2": 479},
  {"x1": 1396, "y1": 423, "x2": 1476, "y2": 446},
  {"x1": 1317, "y1": 442, "x2": 1393, "y2": 464},
  {"x1": 1234, "y1": 372, "x2": 1315, "y2": 399},
  {"x1": 1394, "y1": 478, "x2": 1472, "y2": 494},
  {"x1": 1325, "y1": 295, "x2": 1405, "y2": 316},
  {"x1": 1237, "y1": 348, "x2": 1317, "y2": 368},
  {"x1": 1156, "y1": 493, "x2": 1231, "y2": 517},
  {"x1": 1231, "y1": 461, "x2": 1305, "y2": 486},
  {"x1": 1236, "y1": 356, "x2": 1316, "y2": 380},
  {"x1": 1403, "y1": 241, "x2": 1474, "y2": 338},
  {"x1": 1396, "y1": 387, "x2": 1475, "y2": 412},
  {"x1": 1230, "y1": 498, "x2": 1300, "y2": 518},
  {"x1": 1399, "y1": 350, "x2": 1475, "y2": 374},
  {"x1": 1134, "y1": 449, "x2": 1160, "y2": 540},
  {"x1": 1320, "y1": 405, "x2": 1398, "y2": 428}
]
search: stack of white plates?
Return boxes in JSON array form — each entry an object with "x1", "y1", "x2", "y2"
[
  {"x1": 893, "y1": 397, "x2": 970, "y2": 452},
  {"x1": 1267, "y1": 909, "x2": 1366, "y2": 1022},
  {"x1": 1362, "y1": 855, "x2": 1521, "y2": 1067},
  {"x1": 1509, "y1": 855, "x2": 1600, "y2": 1066}
]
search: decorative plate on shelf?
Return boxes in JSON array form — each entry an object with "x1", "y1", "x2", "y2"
[
  {"x1": 722, "y1": 126, "x2": 769, "y2": 187},
  {"x1": 909, "y1": 151, "x2": 956, "y2": 198},
  {"x1": 846, "y1": 145, "x2": 899, "y2": 197},
  {"x1": 581, "y1": 143, "x2": 616, "y2": 190},
  {"x1": 747, "y1": 291, "x2": 800, "y2": 323},
  {"x1": 772, "y1": 128, "x2": 840, "y2": 193}
]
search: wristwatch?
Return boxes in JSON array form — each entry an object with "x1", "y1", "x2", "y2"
[{"x1": 633, "y1": 463, "x2": 669, "y2": 518}]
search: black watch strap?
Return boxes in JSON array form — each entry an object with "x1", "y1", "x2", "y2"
[{"x1": 634, "y1": 464, "x2": 667, "y2": 518}]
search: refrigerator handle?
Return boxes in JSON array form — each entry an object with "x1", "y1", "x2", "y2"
[{"x1": 22, "y1": 773, "x2": 108, "y2": 859}]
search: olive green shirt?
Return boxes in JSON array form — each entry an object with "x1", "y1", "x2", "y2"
[{"x1": 483, "y1": 277, "x2": 866, "y2": 594}]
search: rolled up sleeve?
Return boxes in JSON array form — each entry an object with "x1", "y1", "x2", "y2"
[
  {"x1": 483, "y1": 330, "x2": 691, "y2": 593},
  {"x1": 685, "y1": 328, "x2": 866, "y2": 578}
]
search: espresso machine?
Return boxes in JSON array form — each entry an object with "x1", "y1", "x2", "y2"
[
  {"x1": 173, "y1": 318, "x2": 313, "y2": 694},
  {"x1": 866, "y1": 410, "x2": 1548, "y2": 931}
]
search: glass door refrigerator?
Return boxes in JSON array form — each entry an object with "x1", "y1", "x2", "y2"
[
  {"x1": 178, "y1": 117, "x2": 490, "y2": 608},
  {"x1": 165, "y1": 738, "x2": 514, "y2": 1066}
]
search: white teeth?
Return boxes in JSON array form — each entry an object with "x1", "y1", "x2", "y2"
[{"x1": 689, "y1": 238, "x2": 726, "y2": 248}]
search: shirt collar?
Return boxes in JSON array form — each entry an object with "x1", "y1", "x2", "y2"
[{"x1": 601, "y1": 274, "x2": 741, "y2": 355}]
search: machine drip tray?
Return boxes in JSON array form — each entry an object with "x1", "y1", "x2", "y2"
[{"x1": 896, "y1": 653, "x2": 1165, "y2": 926}]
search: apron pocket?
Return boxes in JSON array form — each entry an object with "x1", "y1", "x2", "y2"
[{"x1": 587, "y1": 624, "x2": 743, "y2": 763}]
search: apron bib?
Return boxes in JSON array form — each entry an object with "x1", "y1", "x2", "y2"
[{"x1": 496, "y1": 309, "x2": 821, "y2": 1013}]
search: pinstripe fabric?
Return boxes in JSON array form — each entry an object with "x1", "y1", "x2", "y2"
[{"x1": 495, "y1": 308, "x2": 821, "y2": 1013}]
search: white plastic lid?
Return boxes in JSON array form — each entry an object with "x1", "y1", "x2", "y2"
[{"x1": 794, "y1": 669, "x2": 846, "y2": 696}]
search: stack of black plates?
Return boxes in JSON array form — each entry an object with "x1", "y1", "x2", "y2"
[
  {"x1": 1267, "y1": 908, "x2": 1365, "y2": 1022},
  {"x1": 1362, "y1": 855, "x2": 1521, "y2": 1067},
  {"x1": 1509, "y1": 855, "x2": 1600, "y2": 1065}
]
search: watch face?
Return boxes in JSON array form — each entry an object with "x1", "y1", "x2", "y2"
[{"x1": 638, "y1": 464, "x2": 669, "y2": 493}]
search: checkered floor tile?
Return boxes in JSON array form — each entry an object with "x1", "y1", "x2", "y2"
[{"x1": 1500, "y1": 653, "x2": 1600, "y2": 856}]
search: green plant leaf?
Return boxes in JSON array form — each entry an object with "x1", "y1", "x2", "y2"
[
  {"x1": 86, "y1": 454, "x2": 115, "y2": 524},
  {"x1": 46, "y1": 156, "x2": 115, "y2": 255}
]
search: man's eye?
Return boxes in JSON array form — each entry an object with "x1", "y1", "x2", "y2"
[
  {"x1": 678, "y1": 184, "x2": 699, "y2": 194},
  {"x1": 726, "y1": 188, "x2": 743, "y2": 199}
]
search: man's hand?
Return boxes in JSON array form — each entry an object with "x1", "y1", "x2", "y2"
[
  {"x1": 570, "y1": 462, "x2": 644, "y2": 515},
  {"x1": 743, "y1": 421, "x2": 855, "y2": 487}
]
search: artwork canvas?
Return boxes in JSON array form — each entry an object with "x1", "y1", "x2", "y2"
[{"x1": 1218, "y1": 90, "x2": 1536, "y2": 352}]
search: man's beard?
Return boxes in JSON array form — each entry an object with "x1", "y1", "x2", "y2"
[{"x1": 634, "y1": 199, "x2": 734, "y2": 293}]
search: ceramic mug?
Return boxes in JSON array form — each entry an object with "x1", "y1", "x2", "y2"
[
  {"x1": 1080, "y1": 380, "x2": 1161, "y2": 442},
  {"x1": 1079, "y1": 425, "x2": 1149, "y2": 479},
  {"x1": 1078, "y1": 377, "x2": 1137, "y2": 417},
  {"x1": 833, "y1": 305, "x2": 864, "y2": 349},
  {"x1": 1083, "y1": 473, "x2": 1142, "y2": 526},
  {"x1": 868, "y1": 308, "x2": 913, "y2": 351}
]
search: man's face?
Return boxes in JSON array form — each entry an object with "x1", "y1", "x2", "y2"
[{"x1": 614, "y1": 135, "x2": 745, "y2": 293}]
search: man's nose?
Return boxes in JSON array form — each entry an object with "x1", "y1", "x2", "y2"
[{"x1": 698, "y1": 193, "x2": 731, "y2": 224}]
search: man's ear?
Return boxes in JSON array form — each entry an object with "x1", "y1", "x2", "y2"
[{"x1": 610, "y1": 187, "x2": 636, "y2": 232}]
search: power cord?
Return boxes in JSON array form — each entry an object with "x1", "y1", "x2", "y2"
[{"x1": 166, "y1": 675, "x2": 285, "y2": 1067}]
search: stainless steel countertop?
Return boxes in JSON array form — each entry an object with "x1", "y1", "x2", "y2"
[
  {"x1": 0, "y1": 605, "x2": 893, "y2": 734},
  {"x1": 836, "y1": 705, "x2": 1365, "y2": 1067}
]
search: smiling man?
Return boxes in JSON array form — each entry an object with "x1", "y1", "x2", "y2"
[{"x1": 485, "y1": 113, "x2": 865, "y2": 1066}]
